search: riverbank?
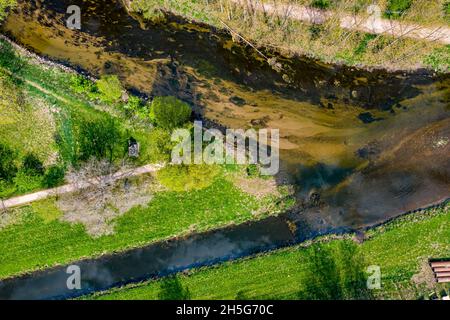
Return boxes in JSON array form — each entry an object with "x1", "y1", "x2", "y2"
[
  {"x1": 85, "y1": 203, "x2": 450, "y2": 300},
  {"x1": 0, "y1": 36, "x2": 293, "y2": 280},
  {"x1": 125, "y1": 0, "x2": 449, "y2": 72}
]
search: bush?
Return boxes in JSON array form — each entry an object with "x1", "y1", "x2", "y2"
[
  {"x1": 144, "y1": 128, "x2": 174, "y2": 163},
  {"x1": 122, "y1": 95, "x2": 142, "y2": 114},
  {"x1": 13, "y1": 170, "x2": 43, "y2": 194},
  {"x1": 150, "y1": 96, "x2": 192, "y2": 130},
  {"x1": 0, "y1": 143, "x2": 18, "y2": 181},
  {"x1": 424, "y1": 46, "x2": 450, "y2": 73},
  {"x1": 157, "y1": 164, "x2": 220, "y2": 192},
  {"x1": 96, "y1": 75, "x2": 123, "y2": 104},
  {"x1": 43, "y1": 166, "x2": 66, "y2": 188},
  {"x1": 22, "y1": 153, "x2": 44, "y2": 176},
  {"x1": 0, "y1": 179, "x2": 15, "y2": 198},
  {"x1": 70, "y1": 75, "x2": 99, "y2": 100},
  {"x1": 384, "y1": 0, "x2": 412, "y2": 18}
]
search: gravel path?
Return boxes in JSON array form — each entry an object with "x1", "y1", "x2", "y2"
[
  {"x1": 1, "y1": 164, "x2": 164, "y2": 209},
  {"x1": 233, "y1": 1, "x2": 450, "y2": 44}
]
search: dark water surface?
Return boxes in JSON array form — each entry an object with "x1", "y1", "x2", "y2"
[{"x1": 0, "y1": 0, "x2": 449, "y2": 299}]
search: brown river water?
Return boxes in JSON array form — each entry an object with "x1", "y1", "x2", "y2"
[{"x1": 0, "y1": 0, "x2": 448, "y2": 299}]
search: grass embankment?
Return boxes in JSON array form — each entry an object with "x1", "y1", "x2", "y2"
[
  {"x1": 86, "y1": 204, "x2": 450, "y2": 300},
  {"x1": 0, "y1": 39, "x2": 293, "y2": 279},
  {"x1": 0, "y1": 39, "x2": 157, "y2": 198},
  {"x1": 128, "y1": 0, "x2": 449, "y2": 71},
  {"x1": 0, "y1": 177, "x2": 285, "y2": 279}
]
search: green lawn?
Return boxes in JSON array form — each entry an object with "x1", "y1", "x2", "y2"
[{"x1": 86, "y1": 205, "x2": 450, "y2": 300}]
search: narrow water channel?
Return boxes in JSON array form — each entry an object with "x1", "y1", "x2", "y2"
[{"x1": 0, "y1": 0, "x2": 448, "y2": 299}]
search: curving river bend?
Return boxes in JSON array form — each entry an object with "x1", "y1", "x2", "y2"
[{"x1": 0, "y1": 0, "x2": 448, "y2": 299}]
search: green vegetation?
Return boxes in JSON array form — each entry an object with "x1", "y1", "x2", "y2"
[
  {"x1": 0, "y1": 39, "x2": 294, "y2": 281},
  {"x1": 130, "y1": 0, "x2": 213, "y2": 23},
  {"x1": 0, "y1": 177, "x2": 276, "y2": 279},
  {"x1": 86, "y1": 205, "x2": 450, "y2": 300},
  {"x1": 149, "y1": 96, "x2": 192, "y2": 130},
  {"x1": 424, "y1": 45, "x2": 450, "y2": 72},
  {"x1": 311, "y1": 0, "x2": 331, "y2": 9},
  {"x1": 0, "y1": 0, "x2": 16, "y2": 21},
  {"x1": 157, "y1": 164, "x2": 221, "y2": 192},
  {"x1": 128, "y1": 0, "x2": 449, "y2": 71},
  {"x1": 384, "y1": 0, "x2": 412, "y2": 19},
  {"x1": 96, "y1": 75, "x2": 124, "y2": 104},
  {"x1": 0, "y1": 39, "x2": 195, "y2": 197}
]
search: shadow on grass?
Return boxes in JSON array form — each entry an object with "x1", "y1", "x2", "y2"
[
  {"x1": 297, "y1": 241, "x2": 373, "y2": 300},
  {"x1": 158, "y1": 275, "x2": 191, "y2": 300}
]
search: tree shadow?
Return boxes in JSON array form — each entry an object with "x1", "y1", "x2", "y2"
[
  {"x1": 158, "y1": 275, "x2": 191, "y2": 300},
  {"x1": 297, "y1": 241, "x2": 373, "y2": 300}
]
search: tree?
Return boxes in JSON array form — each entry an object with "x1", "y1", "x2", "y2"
[
  {"x1": 77, "y1": 118, "x2": 124, "y2": 163},
  {"x1": 158, "y1": 276, "x2": 191, "y2": 300},
  {"x1": 96, "y1": 75, "x2": 123, "y2": 104},
  {"x1": 149, "y1": 96, "x2": 192, "y2": 130}
]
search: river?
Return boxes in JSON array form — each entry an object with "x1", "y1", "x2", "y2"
[{"x1": 0, "y1": 0, "x2": 448, "y2": 299}]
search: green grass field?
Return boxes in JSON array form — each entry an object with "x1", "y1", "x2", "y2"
[{"x1": 86, "y1": 204, "x2": 450, "y2": 300}]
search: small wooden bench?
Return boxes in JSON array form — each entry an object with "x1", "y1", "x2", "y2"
[{"x1": 430, "y1": 260, "x2": 450, "y2": 283}]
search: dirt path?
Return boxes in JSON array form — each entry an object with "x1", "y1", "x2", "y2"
[
  {"x1": 232, "y1": 0, "x2": 450, "y2": 44},
  {"x1": 1, "y1": 164, "x2": 164, "y2": 209}
]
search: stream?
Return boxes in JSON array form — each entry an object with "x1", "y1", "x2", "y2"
[{"x1": 0, "y1": 0, "x2": 448, "y2": 299}]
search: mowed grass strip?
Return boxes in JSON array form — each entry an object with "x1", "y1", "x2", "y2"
[
  {"x1": 0, "y1": 179, "x2": 262, "y2": 279},
  {"x1": 87, "y1": 205, "x2": 450, "y2": 300}
]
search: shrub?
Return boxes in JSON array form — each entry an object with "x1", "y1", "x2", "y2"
[
  {"x1": 246, "y1": 164, "x2": 260, "y2": 178},
  {"x1": 43, "y1": 166, "x2": 66, "y2": 188},
  {"x1": 122, "y1": 95, "x2": 142, "y2": 114},
  {"x1": 13, "y1": 170, "x2": 43, "y2": 194},
  {"x1": 0, "y1": 142, "x2": 17, "y2": 181},
  {"x1": 157, "y1": 164, "x2": 220, "y2": 192},
  {"x1": 70, "y1": 75, "x2": 98, "y2": 99},
  {"x1": 144, "y1": 128, "x2": 173, "y2": 163},
  {"x1": 96, "y1": 75, "x2": 123, "y2": 104},
  {"x1": 424, "y1": 46, "x2": 450, "y2": 73},
  {"x1": 22, "y1": 153, "x2": 44, "y2": 175},
  {"x1": 150, "y1": 96, "x2": 192, "y2": 130},
  {"x1": 0, "y1": 179, "x2": 15, "y2": 198},
  {"x1": 384, "y1": 0, "x2": 412, "y2": 19}
]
